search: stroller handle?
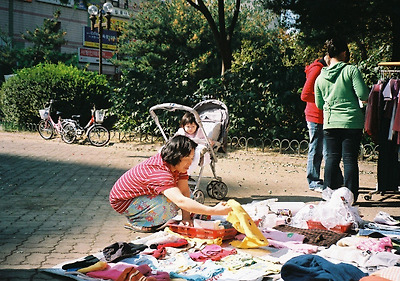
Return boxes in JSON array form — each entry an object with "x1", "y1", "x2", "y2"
[{"x1": 149, "y1": 103, "x2": 217, "y2": 163}]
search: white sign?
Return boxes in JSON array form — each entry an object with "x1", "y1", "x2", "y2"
[{"x1": 37, "y1": 0, "x2": 74, "y2": 7}]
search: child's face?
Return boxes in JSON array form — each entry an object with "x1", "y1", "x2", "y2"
[{"x1": 183, "y1": 122, "x2": 197, "y2": 135}]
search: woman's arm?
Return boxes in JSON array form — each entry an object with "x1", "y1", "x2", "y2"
[
  {"x1": 301, "y1": 65, "x2": 322, "y2": 103},
  {"x1": 163, "y1": 187, "x2": 231, "y2": 217},
  {"x1": 314, "y1": 78, "x2": 324, "y2": 110}
]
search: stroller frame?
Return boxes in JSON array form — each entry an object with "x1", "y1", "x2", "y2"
[{"x1": 149, "y1": 102, "x2": 228, "y2": 203}]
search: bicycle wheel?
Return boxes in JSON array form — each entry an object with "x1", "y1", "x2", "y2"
[
  {"x1": 38, "y1": 119, "x2": 54, "y2": 140},
  {"x1": 87, "y1": 125, "x2": 110, "y2": 147},
  {"x1": 61, "y1": 122, "x2": 77, "y2": 144}
]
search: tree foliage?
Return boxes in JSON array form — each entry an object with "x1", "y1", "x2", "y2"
[
  {"x1": 112, "y1": 0, "x2": 220, "y2": 131},
  {"x1": 186, "y1": 0, "x2": 241, "y2": 74},
  {"x1": 112, "y1": 0, "x2": 307, "y2": 139},
  {"x1": 261, "y1": 0, "x2": 399, "y2": 62}
]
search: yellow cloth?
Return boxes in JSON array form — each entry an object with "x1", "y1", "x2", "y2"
[
  {"x1": 77, "y1": 261, "x2": 108, "y2": 273},
  {"x1": 226, "y1": 199, "x2": 268, "y2": 248}
]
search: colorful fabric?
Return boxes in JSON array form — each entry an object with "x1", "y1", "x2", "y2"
[
  {"x1": 273, "y1": 225, "x2": 349, "y2": 247},
  {"x1": 110, "y1": 153, "x2": 188, "y2": 213},
  {"x1": 151, "y1": 238, "x2": 188, "y2": 259},
  {"x1": 189, "y1": 244, "x2": 237, "y2": 262},
  {"x1": 372, "y1": 266, "x2": 400, "y2": 281},
  {"x1": 356, "y1": 237, "x2": 393, "y2": 253},
  {"x1": 87, "y1": 263, "x2": 133, "y2": 280},
  {"x1": 124, "y1": 194, "x2": 179, "y2": 228}
]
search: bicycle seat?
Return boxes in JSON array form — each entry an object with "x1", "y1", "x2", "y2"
[
  {"x1": 56, "y1": 111, "x2": 63, "y2": 115},
  {"x1": 72, "y1": 115, "x2": 81, "y2": 119}
]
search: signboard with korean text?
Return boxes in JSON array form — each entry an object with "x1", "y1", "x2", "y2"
[
  {"x1": 83, "y1": 26, "x2": 117, "y2": 50},
  {"x1": 78, "y1": 47, "x2": 114, "y2": 65},
  {"x1": 37, "y1": 0, "x2": 74, "y2": 7}
]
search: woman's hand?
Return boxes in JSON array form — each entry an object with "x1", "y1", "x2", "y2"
[
  {"x1": 180, "y1": 218, "x2": 194, "y2": 227},
  {"x1": 212, "y1": 202, "x2": 232, "y2": 216}
]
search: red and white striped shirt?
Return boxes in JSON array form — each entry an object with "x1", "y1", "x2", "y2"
[{"x1": 109, "y1": 153, "x2": 188, "y2": 213}]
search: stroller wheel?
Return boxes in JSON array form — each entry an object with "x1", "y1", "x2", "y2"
[
  {"x1": 193, "y1": 189, "x2": 205, "y2": 204},
  {"x1": 207, "y1": 180, "x2": 228, "y2": 200},
  {"x1": 207, "y1": 183, "x2": 216, "y2": 199}
]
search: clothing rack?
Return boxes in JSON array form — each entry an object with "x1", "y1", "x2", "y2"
[
  {"x1": 364, "y1": 62, "x2": 400, "y2": 200},
  {"x1": 378, "y1": 62, "x2": 400, "y2": 80}
]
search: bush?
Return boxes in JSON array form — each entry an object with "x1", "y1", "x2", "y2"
[{"x1": 0, "y1": 63, "x2": 112, "y2": 126}]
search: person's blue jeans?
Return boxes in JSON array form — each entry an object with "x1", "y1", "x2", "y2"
[
  {"x1": 306, "y1": 121, "x2": 325, "y2": 189},
  {"x1": 323, "y1": 128, "x2": 362, "y2": 201}
]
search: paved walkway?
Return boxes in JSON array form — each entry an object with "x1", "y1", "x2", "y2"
[{"x1": 0, "y1": 131, "x2": 399, "y2": 281}]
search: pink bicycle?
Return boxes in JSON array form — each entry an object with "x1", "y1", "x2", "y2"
[{"x1": 37, "y1": 99, "x2": 72, "y2": 141}]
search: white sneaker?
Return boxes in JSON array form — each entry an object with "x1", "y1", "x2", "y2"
[
  {"x1": 374, "y1": 211, "x2": 400, "y2": 226},
  {"x1": 313, "y1": 187, "x2": 324, "y2": 193}
]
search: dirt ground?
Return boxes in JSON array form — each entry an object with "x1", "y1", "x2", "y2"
[{"x1": 1, "y1": 130, "x2": 398, "y2": 222}]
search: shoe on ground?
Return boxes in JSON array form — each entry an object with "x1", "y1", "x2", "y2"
[
  {"x1": 312, "y1": 187, "x2": 324, "y2": 193},
  {"x1": 309, "y1": 185, "x2": 324, "y2": 193},
  {"x1": 124, "y1": 223, "x2": 164, "y2": 233}
]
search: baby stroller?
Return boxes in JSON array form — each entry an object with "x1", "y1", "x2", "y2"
[{"x1": 149, "y1": 100, "x2": 229, "y2": 203}]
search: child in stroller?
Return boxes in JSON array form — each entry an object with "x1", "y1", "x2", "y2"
[
  {"x1": 175, "y1": 112, "x2": 213, "y2": 175},
  {"x1": 149, "y1": 100, "x2": 229, "y2": 203}
]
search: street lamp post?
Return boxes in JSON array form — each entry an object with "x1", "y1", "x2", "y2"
[{"x1": 88, "y1": 2, "x2": 113, "y2": 74}]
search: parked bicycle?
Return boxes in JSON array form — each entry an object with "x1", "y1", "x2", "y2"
[
  {"x1": 38, "y1": 100, "x2": 73, "y2": 141},
  {"x1": 62, "y1": 106, "x2": 110, "y2": 147}
]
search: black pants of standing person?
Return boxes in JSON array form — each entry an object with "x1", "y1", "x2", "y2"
[{"x1": 323, "y1": 128, "x2": 363, "y2": 202}]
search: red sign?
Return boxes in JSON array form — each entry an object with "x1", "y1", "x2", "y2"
[{"x1": 78, "y1": 47, "x2": 114, "y2": 65}]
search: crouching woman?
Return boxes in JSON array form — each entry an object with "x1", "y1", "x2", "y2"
[{"x1": 109, "y1": 135, "x2": 231, "y2": 233}]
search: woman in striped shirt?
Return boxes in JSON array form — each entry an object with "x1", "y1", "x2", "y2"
[{"x1": 109, "y1": 135, "x2": 231, "y2": 233}]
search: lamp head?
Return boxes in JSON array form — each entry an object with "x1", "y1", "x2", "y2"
[
  {"x1": 103, "y1": 2, "x2": 114, "y2": 14},
  {"x1": 87, "y1": 5, "x2": 98, "y2": 16}
]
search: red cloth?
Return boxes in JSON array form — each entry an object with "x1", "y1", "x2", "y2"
[
  {"x1": 300, "y1": 59, "x2": 324, "y2": 124},
  {"x1": 364, "y1": 83, "x2": 383, "y2": 143},
  {"x1": 151, "y1": 238, "x2": 188, "y2": 259}
]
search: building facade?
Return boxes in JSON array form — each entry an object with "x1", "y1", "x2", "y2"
[{"x1": 1, "y1": 0, "x2": 135, "y2": 75}]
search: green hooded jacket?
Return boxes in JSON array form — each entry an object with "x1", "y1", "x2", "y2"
[{"x1": 314, "y1": 62, "x2": 369, "y2": 129}]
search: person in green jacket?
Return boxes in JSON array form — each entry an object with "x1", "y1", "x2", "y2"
[{"x1": 314, "y1": 37, "x2": 369, "y2": 203}]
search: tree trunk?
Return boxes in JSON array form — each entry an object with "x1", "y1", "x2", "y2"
[{"x1": 186, "y1": 0, "x2": 240, "y2": 75}]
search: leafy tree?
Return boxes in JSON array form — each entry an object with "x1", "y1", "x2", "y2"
[
  {"x1": 113, "y1": 0, "x2": 307, "y2": 140},
  {"x1": 20, "y1": 10, "x2": 76, "y2": 67},
  {"x1": 261, "y1": 0, "x2": 398, "y2": 62},
  {"x1": 112, "y1": 0, "x2": 220, "y2": 131},
  {"x1": 186, "y1": 0, "x2": 241, "y2": 75},
  {"x1": 195, "y1": 5, "x2": 307, "y2": 140},
  {"x1": 0, "y1": 29, "x2": 18, "y2": 82}
]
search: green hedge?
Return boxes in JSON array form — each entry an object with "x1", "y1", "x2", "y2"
[{"x1": 0, "y1": 63, "x2": 112, "y2": 126}]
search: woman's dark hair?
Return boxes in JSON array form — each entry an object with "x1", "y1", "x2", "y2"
[
  {"x1": 179, "y1": 112, "x2": 198, "y2": 128},
  {"x1": 161, "y1": 135, "x2": 198, "y2": 166},
  {"x1": 326, "y1": 37, "x2": 349, "y2": 61}
]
